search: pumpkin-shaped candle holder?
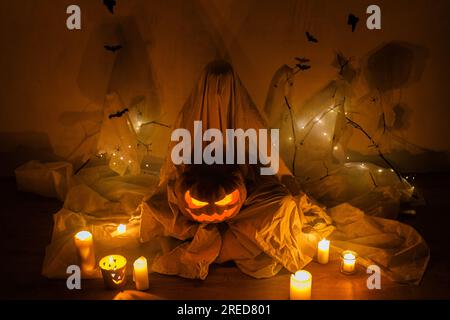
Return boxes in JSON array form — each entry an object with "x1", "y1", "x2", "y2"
[{"x1": 99, "y1": 254, "x2": 127, "y2": 289}]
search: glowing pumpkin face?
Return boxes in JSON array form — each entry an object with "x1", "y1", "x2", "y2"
[{"x1": 175, "y1": 165, "x2": 246, "y2": 223}]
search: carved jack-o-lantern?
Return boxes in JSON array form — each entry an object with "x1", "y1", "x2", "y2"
[
  {"x1": 175, "y1": 165, "x2": 247, "y2": 223},
  {"x1": 99, "y1": 254, "x2": 127, "y2": 289}
]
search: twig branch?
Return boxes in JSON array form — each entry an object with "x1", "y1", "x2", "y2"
[
  {"x1": 298, "y1": 102, "x2": 342, "y2": 145},
  {"x1": 74, "y1": 158, "x2": 90, "y2": 175},
  {"x1": 284, "y1": 96, "x2": 297, "y2": 175},
  {"x1": 319, "y1": 161, "x2": 330, "y2": 180},
  {"x1": 369, "y1": 171, "x2": 378, "y2": 188},
  {"x1": 140, "y1": 121, "x2": 171, "y2": 129},
  {"x1": 345, "y1": 116, "x2": 403, "y2": 181}
]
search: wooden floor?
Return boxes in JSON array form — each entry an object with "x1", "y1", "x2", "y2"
[{"x1": 1, "y1": 174, "x2": 449, "y2": 300}]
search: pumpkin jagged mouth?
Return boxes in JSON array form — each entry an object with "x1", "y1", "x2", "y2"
[{"x1": 186, "y1": 207, "x2": 239, "y2": 223}]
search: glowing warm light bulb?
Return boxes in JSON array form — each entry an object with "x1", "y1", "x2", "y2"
[
  {"x1": 136, "y1": 121, "x2": 142, "y2": 132},
  {"x1": 378, "y1": 169, "x2": 383, "y2": 173},
  {"x1": 117, "y1": 224, "x2": 126, "y2": 234},
  {"x1": 333, "y1": 146, "x2": 338, "y2": 150},
  {"x1": 128, "y1": 160, "x2": 132, "y2": 164},
  {"x1": 128, "y1": 145, "x2": 132, "y2": 148},
  {"x1": 112, "y1": 152, "x2": 116, "y2": 156},
  {"x1": 322, "y1": 132, "x2": 327, "y2": 136},
  {"x1": 288, "y1": 137, "x2": 293, "y2": 141},
  {"x1": 120, "y1": 156, "x2": 124, "y2": 160},
  {"x1": 346, "y1": 156, "x2": 350, "y2": 160},
  {"x1": 145, "y1": 164, "x2": 149, "y2": 168}
]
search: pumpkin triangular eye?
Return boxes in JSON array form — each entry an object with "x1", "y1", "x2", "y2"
[
  {"x1": 215, "y1": 189, "x2": 239, "y2": 206},
  {"x1": 185, "y1": 190, "x2": 209, "y2": 208}
]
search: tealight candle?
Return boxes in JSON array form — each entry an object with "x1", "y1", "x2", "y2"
[
  {"x1": 290, "y1": 270, "x2": 312, "y2": 300},
  {"x1": 133, "y1": 256, "x2": 149, "y2": 291},
  {"x1": 73, "y1": 230, "x2": 95, "y2": 274},
  {"x1": 317, "y1": 238, "x2": 330, "y2": 264},
  {"x1": 99, "y1": 254, "x2": 127, "y2": 289},
  {"x1": 340, "y1": 250, "x2": 357, "y2": 275},
  {"x1": 117, "y1": 224, "x2": 126, "y2": 234}
]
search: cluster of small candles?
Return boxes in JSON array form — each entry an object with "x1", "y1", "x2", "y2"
[
  {"x1": 73, "y1": 226, "x2": 149, "y2": 291},
  {"x1": 74, "y1": 227, "x2": 357, "y2": 297},
  {"x1": 289, "y1": 238, "x2": 358, "y2": 300}
]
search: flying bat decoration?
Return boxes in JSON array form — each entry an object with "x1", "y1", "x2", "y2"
[
  {"x1": 295, "y1": 57, "x2": 310, "y2": 63},
  {"x1": 294, "y1": 57, "x2": 311, "y2": 71},
  {"x1": 104, "y1": 45, "x2": 123, "y2": 53},
  {"x1": 103, "y1": 0, "x2": 116, "y2": 14},
  {"x1": 296, "y1": 64, "x2": 311, "y2": 71},
  {"x1": 108, "y1": 108, "x2": 129, "y2": 119},
  {"x1": 347, "y1": 14, "x2": 360, "y2": 32},
  {"x1": 305, "y1": 31, "x2": 318, "y2": 43}
]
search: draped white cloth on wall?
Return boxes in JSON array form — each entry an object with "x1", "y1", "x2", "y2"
[{"x1": 38, "y1": 61, "x2": 428, "y2": 284}]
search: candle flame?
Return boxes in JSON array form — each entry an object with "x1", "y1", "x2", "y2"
[
  {"x1": 318, "y1": 238, "x2": 330, "y2": 250},
  {"x1": 343, "y1": 253, "x2": 355, "y2": 260},
  {"x1": 134, "y1": 256, "x2": 147, "y2": 268},
  {"x1": 294, "y1": 270, "x2": 311, "y2": 281},
  {"x1": 117, "y1": 224, "x2": 126, "y2": 234},
  {"x1": 75, "y1": 230, "x2": 92, "y2": 241}
]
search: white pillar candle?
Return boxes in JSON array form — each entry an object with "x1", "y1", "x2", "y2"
[
  {"x1": 73, "y1": 230, "x2": 96, "y2": 274},
  {"x1": 317, "y1": 239, "x2": 330, "y2": 264},
  {"x1": 133, "y1": 256, "x2": 149, "y2": 291},
  {"x1": 290, "y1": 270, "x2": 312, "y2": 300},
  {"x1": 341, "y1": 251, "x2": 357, "y2": 274}
]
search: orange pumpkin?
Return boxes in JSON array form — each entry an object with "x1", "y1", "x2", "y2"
[{"x1": 175, "y1": 165, "x2": 247, "y2": 223}]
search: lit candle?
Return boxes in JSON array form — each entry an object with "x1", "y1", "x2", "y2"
[
  {"x1": 290, "y1": 270, "x2": 312, "y2": 300},
  {"x1": 99, "y1": 254, "x2": 127, "y2": 289},
  {"x1": 73, "y1": 230, "x2": 95, "y2": 274},
  {"x1": 117, "y1": 224, "x2": 126, "y2": 234},
  {"x1": 133, "y1": 256, "x2": 149, "y2": 291},
  {"x1": 341, "y1": 250, "x2": 357, "y2": 275},
  {"x1": 317, "y1": 238, "x2": 330, "y2": 264}
]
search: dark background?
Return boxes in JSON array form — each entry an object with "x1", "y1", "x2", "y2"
[{"x1": 0, "y1": 0, "x2": 450, "y2": 175}]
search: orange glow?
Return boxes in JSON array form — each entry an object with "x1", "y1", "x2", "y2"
[
  {"x1": 214, "y1": 189, "x2": 239, "y2": 206},
  {"x1": 74, "y1": 230, "x2": 92, "y2": 241},
  {"x1": 187, "y1": 207, "x2": 239, "y2": 223},
  {"x1": 117, "y1": 224, "x2": 126, "y2": 234},
  {"x1": 184, "y1": 190, "x2": 209, "y2": 208}
]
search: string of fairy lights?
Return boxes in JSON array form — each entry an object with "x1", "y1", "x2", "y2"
[
  {"x1": 100, "y1": 107, "x2": 170, "y2": 174},
  {"x1": 281, "y1": 59, "x2": 413, "y2": 190}
]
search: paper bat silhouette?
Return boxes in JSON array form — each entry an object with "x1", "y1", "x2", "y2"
[
  {"x1": 347, "y1": 14, "x2": 360, "y2": 32},
  {"x1": 108, "y1": 108, "x2": 129, "y2": 119},
  {"x1": 295, "y1": 57, "x2": 310, "y2": 63},
  {"x1": 296, "y1": 64, "x2": 311, "y2": 71},
  {"x1": 305, "y1": 32, "x2": 318, "y2": 43},
  {"x1": 104, "y1": 45, "x2": 123, "y2": 53},
  {"x1": 103, "y1": 0, "x2": 116, "y2": 14}
]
